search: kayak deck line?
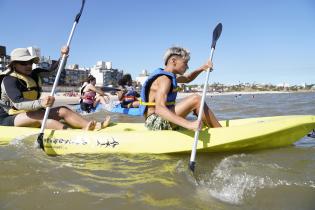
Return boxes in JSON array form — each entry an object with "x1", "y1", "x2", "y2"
[{"x1": 1, "y1": 115, "x2": 315, "y2": 155}]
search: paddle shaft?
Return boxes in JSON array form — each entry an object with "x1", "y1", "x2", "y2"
[
  {"x1": 188, "y1": 22, "x2": 222, "y2": 172},
  {"x1": 189, "y1": 47, "x2": 215, "y2": 171},
  {"x1": 37, "y1": 1, "x2": 85, "y2": 149}
]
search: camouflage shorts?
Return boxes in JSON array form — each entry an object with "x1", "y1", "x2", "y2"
[{"x1": 145, "y1": 114, "x2": 174, "y2": 131}]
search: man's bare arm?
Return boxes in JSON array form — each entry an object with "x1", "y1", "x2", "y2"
[{"x1": 176, "y1": 59, "x2": 213, "y2": 83}]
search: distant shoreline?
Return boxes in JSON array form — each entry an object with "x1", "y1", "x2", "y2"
[
  {"x1": 41, "y1": 90, "x2": 314, "y2": 107},
  {"x1": 176, "y1": 90, "x2": 313, "y2": 99}
]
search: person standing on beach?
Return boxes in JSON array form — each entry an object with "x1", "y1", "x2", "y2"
[
  {"x1": 139, "y1": 46, "x2": 221, "y2": 131},
  {"x1": 80, "y1": 74, "x2": 110, "y2": 113},
  {"x1": 0, "y1": 47, "x2": 110, "y2": 130}
]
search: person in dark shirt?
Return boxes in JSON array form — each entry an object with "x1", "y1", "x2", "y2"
[
  {"x1": 0, "y1": 47, "x2": 110, "y2": 130},
  {"x1": 117, "y1": 74, "x2": 140, "y2": 108}
]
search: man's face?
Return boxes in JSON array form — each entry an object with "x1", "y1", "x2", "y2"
[{"x1": 175, "y1": 57, "x2": 189, "y2": 75}]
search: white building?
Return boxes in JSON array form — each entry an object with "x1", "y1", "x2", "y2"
[
  {"x1": 90, "y1": 61, "x2": 107, "y2": 86},
  {"x1": 26, "y1": 46, "x2": 52, "y2": 69},
  {"x1": 276, "y1": 82, "x2": 290, "y2": 88},
  {"x1": 90, "y1": 61, "x2": 123, "y2": 87},
  {"x1": 0, "y1": 45, "x2": 9, "y2": 72},
  {"x1": 136, "y1": 69, "x2": 149, "y2": 86},
  {"x1": 27, "y1": 46, "x2": 41, "y2": 57}
]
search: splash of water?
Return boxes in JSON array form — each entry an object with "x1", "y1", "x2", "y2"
[{"x1": 199, "y1": 153, "x2": 315, "y2": 204}]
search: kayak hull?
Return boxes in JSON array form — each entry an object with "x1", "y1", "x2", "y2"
[
  {"x1": 74, "y1": 103, "x2": 141, "y2": 116},
  {"x1": 1, "y1": 115, "x2": 314, "y2": 155},
  {"x1": 110, "y1": 104, "x2": 141, "y2": 116},
  {"x1": 74, "y1": 104, "x2": 105, "y2": 114}
]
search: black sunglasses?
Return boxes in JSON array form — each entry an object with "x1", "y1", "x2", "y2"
[{"x1": 15, "y1": 60, "x2": 34, "y2": 66}]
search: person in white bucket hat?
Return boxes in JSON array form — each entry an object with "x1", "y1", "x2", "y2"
[
  {"x1": 7, "y1": 48, "x2": 40, "y2": 67},
  {"x1": 0, "y1": 46, "x2": 110, "y2": 130}
]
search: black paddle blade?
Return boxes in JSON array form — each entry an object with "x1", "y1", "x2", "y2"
[
  {"x1": 37, "y1": 133, "x2": 44, "y2": 150},
  {"x1": 308, "y1": 129, "x2": 315, "y2": 138},
  {"x1": 211, "y1": 23, "x2": 223, "y2": 49},
  {"x1": 189, "y1": 161, "x2": 196, "y2": 172},
  {"x1": 75, "y1": 0, "x2": 86, "y2": 23}
]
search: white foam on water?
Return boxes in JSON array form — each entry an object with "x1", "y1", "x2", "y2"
[
  {"x1": 198, "y1": 153, "x2": 315, "y2": 204},
  {"x1": 9, "y1": 133, "x2": 38, "y2": 146},
  {"x1": 199, "y1": 154, "x2": 274, "y2": 204},
  {"x1": 9, "y1": 136, "x2": 24, "y2": 146},
  {"x1": 103, "y1": 101, "x2": 118, "y2": 111}
]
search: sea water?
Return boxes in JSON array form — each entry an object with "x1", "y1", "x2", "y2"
[{"x1": 1, "y1": 92, "x2": 315, "y2": 210}]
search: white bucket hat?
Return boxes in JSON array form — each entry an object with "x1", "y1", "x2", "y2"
[{"x1": 8, "y1": 48, "x2": 39, "y2": 67}]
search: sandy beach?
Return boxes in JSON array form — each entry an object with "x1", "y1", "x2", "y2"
[{"x1": 40, "y1": 92, "x2": 118, "y2": 107}]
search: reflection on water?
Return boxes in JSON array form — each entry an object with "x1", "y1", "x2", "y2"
[{"x1": 1, "y1": 92, "x2": 315, "y2": 210}]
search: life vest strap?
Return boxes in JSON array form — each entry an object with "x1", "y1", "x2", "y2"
[
  {"x1": 139, "y1": 98, "x2": 175, "y2": 106},
  {"x1": 123, "y1": 95, "x2": 136, "y2": 101}
]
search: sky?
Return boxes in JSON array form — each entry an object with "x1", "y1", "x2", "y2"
[{"x1": 1, "y1": 0, "x2": 315, "y2": 85}]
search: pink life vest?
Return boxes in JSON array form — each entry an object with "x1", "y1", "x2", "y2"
[{"x1": 82, "y1": 91, "x2": 96, "y2": 104}]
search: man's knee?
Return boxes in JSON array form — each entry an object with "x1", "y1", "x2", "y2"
[
  {"x1": 57, "y1": 106, "x2": 71, "y2": 116},
  {"x1": 191, "y1": 94, "x2": 201, "y2": 105}
]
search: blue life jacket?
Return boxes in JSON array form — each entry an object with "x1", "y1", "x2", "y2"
[{"x1": 139, "y1": 68, "x2": 177, "y2": 115}]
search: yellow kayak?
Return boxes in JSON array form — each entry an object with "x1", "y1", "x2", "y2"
[{"x1": 1, "y1": 115, "x2": 314, "y2": 155}]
